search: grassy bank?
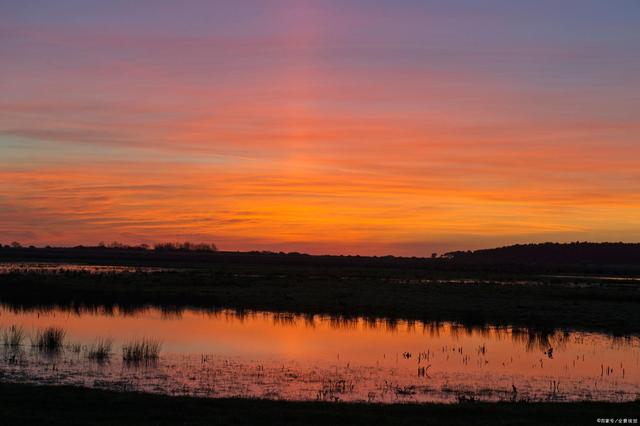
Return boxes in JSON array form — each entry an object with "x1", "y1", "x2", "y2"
[
  {"x1": 1, "y1": 264, "x2": 639, "y2": 335},
  {"x1": 0, "y1": 382, "x2": 637, "y2": 425}
]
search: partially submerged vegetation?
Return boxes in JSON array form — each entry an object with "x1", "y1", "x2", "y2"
[
  {"x1": 1, "y1": 325, "x2": 144, "y2": 363},
  {"x1": 2, "y1": 325, "x2": 25, "y2": 347},
  {"x1": 122, "y1": 338, "x2": 161, "y2": 362},
  {"x1": 32, "y1": 327, "x2": 66, "y2": 352},
  {"x1": 86, "y1": 338, "x2": 112, "y2": 362}
]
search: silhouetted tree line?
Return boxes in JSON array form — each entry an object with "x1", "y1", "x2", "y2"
[
  {"x1": 152, "y1": 242, "x2": 218, "y2": 252},
  {"x1": 1, "y1": 242, "x2": 37, "y2": 249},
  {"x1": 97, "y1": 241, "x2": 150, "y2": 250},
  {"x1": 2, "y1": 241, "x2": 218, "y2": 252},
  {"x1": 84, "y1": 241, "x2": 218, "y2": 252},
  {"x1": 2, "y1": 241, "x2": 639, "y2": 268},
  {"x1": 444, "y1": 242, "x2": 640, "y2": 265}
]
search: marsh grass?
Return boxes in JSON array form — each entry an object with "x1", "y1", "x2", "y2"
[
  {"x1": 2, "y1": 325, "x2": 25, "y2": 347},
  {"x1": 86, "y1": 338, "x2": 112, "y2": 362},
  {"x1": 67, "y1": 342, "x2": 82, "y2": 354},
  {"x1": 122, "y1": 338, "x2": 161, "y2": 362},
  {"x1": 32, "y1": 327, "x2": 66, "y2": 352}
]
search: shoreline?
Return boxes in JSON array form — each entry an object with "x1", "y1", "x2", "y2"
[{"x1": 1, "y1": 382, "x2": 638, "y2": 425}]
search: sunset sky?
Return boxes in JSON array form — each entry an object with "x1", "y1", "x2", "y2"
[{"x1": 1, "y1": 1, "x2": 639, "y2": 255}]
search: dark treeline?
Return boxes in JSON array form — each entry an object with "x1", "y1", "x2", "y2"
[
  {"x1": 0, "y1": 245, "x2": 444, "y2": 269},
  {"x1": 1, "y1": 242, "x2": 640, "y2": 274},
  {"x1": 94, "y1": 241, "x2": 219, "y2": 252},
  {"x1": 445, "y1": 242, "x2": 640, "y2": 266},
  {"x1": 2, "y1": 241, "x2": 218, "y2": 252}
]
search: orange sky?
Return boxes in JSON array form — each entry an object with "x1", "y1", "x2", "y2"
[{"x1": 1, "y1": 1, "x2": 639, "y2": 255}]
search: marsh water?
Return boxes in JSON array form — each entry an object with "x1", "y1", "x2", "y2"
[
  {"x1": 1, "y1": 303, "x2": 638, "y2": 403},
  {"x1": 0, "y1": 262, "x2": 171, "y2": 274}
]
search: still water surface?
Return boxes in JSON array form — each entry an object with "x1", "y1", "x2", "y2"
[
  {"x1": 0, "y1": 262, "x2": 170, "y2": 274},
  {"x1": 1, "y1": 304, "x2": 638, "y2": 403}
]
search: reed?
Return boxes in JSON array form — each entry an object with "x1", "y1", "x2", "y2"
[
  {"x1": 67, "y1": 342, "x2": 82, "y2": 353},
  {"x1": 86, "y1": 338, "x2": 112, "y2": 361},
  {"x1": 122, "y1": 338, "x2": 161, "y2": 362},
  {"x1": 2, "y1": 325, "x2": 25, "y2": 347},
  {"x1": 32, "y1": 327, "x2": 66, "y2": 351}
]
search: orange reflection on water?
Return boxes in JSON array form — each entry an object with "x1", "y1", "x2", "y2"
[
  {"x1": 2, "y1": 306, "x2": 638, "y2": 375},
  {"x1": 1, "y1": 305, "x2": 639, "y2": 402}
]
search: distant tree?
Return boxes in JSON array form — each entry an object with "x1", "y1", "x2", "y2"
[
  {"x1": 193, "y1": 242, "x2": 217, "y2": 252},
  {"x1": 153, "y1": 242, "x2": 217, "y2": 252},
  {"x1": 153, "y1": 242, "x2": 176, "y2": 251},
  {"x1": 431, "y1": 252, "x2": 438, "y2": 259},
  {"x1": 10, "y1": 241, "x2": 22, "y2": 248}
]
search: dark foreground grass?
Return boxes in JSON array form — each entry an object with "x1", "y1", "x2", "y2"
[{"x1": 0, "y1": 382, "x2": 637, "y2": 426}]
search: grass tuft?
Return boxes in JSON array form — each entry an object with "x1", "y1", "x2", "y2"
[
  {"x1": 86, "y1": 338, "x2": 112, "y2": 362},
  {"x1": 122, "y1": 338, "x2": 161, "y2": 362},
  {"x1": 2, "y1": 325, "x2": 25, "y2": 347},
  {"x1": 67, "y1": 342, "x2": 82, "y2": 353},
  {"x1": 32, "y1": 327, "x2": 66, "y2": 351}
]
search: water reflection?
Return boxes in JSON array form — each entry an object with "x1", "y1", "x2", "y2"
[
  {"x1": 0, "y1": 303, "x2": 581, "y2": 352},
  {"x1": 0, "y1": 302, "x2": 638, "y2": 403},
  {"x1": 3, "y1": 303, "x2": 639, "y2": 355}
]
